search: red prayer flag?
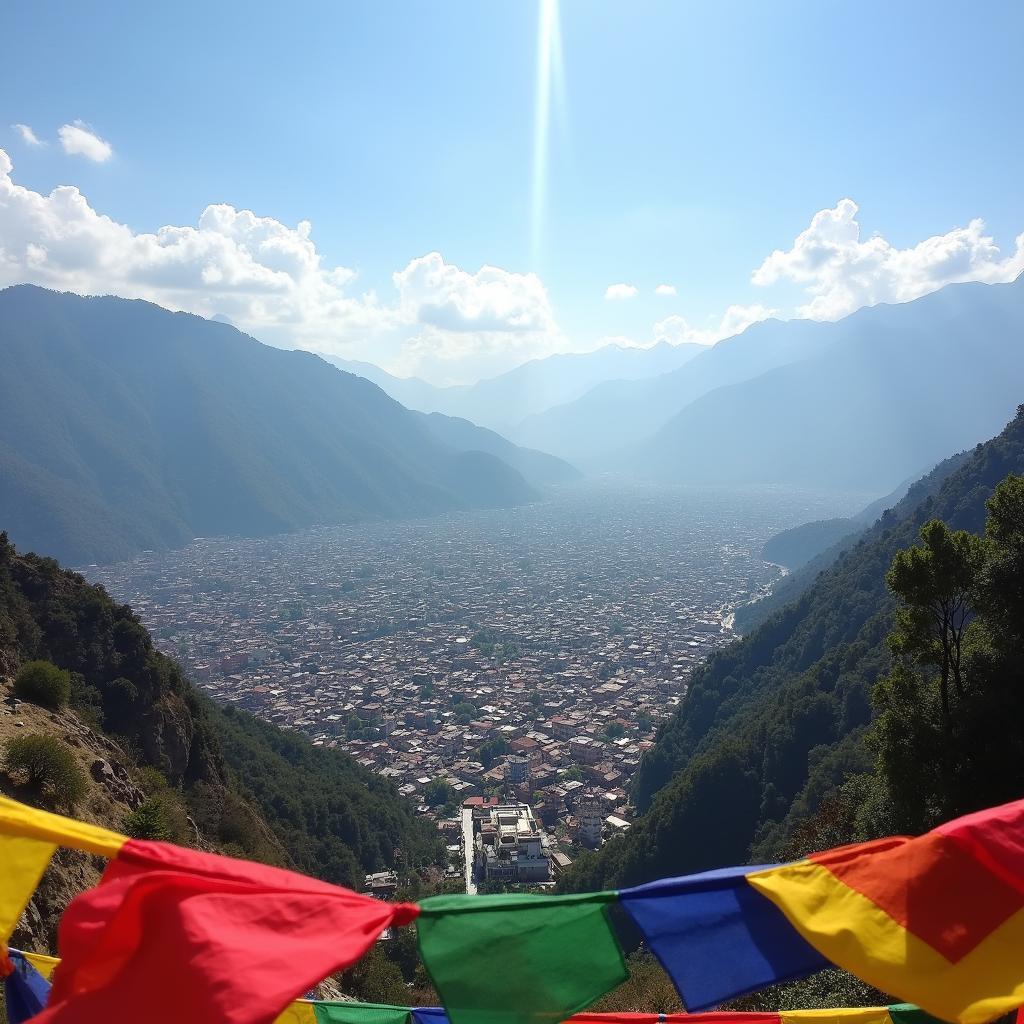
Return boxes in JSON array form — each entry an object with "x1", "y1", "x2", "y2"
[{"x1": 36, "y1": 838, "x2": 418, "y2": 1024}]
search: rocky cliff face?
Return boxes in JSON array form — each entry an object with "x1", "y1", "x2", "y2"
[{"x1": 0, "y1": 691, "x2": 142, "y2": 952}]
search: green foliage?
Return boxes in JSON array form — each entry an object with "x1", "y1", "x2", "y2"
[
  {"x1": 124, "y1": 793, "x2": 182, "y2": 841},
  {"x1": 604, "y1": 722, "x2": 626, "y2": 740},
  {"x1": 339, "y1": 944, "x2": 414, "y2": 1006},
  {"x1": 864, "y1": 475, "x2": 1024, "y2": 835},
  {"x1": 453, "y1": 701, "x2": 476, "y2": 725},
  {"x1": 475, "y1": 736, "x2": 507, "y2": 770},
  {"x1": 4, "y1": 733, "x2": 87, "y2": 809},
  {"x1": 68, "y1": 671, "x2": 104, "y2": 728},
  {"x1": 424, "y1": 778, "x2": 454, "y2": 807},
  {"x1": 134, "y1": 765, "x2": 170, "y2": 795},
  {"x1": 589, "y1": 950, "x2": 682, "y2": 1013},
  {"x1": 726, "y1": 967, "x2": 885, "y2": 1012},
  {"x1": 14, "y1": 659, "x2": 71, "y2": 709},
  {"x1": 206, "y1": 701, "x2": 445, "y2": 888}
]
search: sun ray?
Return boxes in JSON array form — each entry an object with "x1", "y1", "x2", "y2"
[{"x1": 530, "y1": 0, "x2": 563, "y2": 272}]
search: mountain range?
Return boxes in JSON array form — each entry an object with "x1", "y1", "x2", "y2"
[
  {"x1": 0, "y1": 286, "x2": 562, "y2": 565},
  {"x1": 626, "y1": 278, "x2": 1024, "y2": 492},
  {"x1": 318, "y1": 341, "x2": 704, "y2": 433}
]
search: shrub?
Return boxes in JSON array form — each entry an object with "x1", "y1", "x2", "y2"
[
  {"x1": 5, "y1": 734, "x2": 87, "y2": 809},
  {"x1": 124, "y1": 796, "x2": 172, "y2": 841},
  {"x1": 13, "y1": 660, "x2": 71, "y2": 709},
  {"x1": 134, "y1": 765, "x2": 169, "y2": 795},
  {"x1": 125, "y1": 790, "x2": 189, "y2": 842}
]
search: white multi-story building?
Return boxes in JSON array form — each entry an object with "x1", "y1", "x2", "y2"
[
  {"x1": 576, "y1": 789, "x2": 604, "y2": 849},
  {"x1": 474, "y1": 803, "x2": 552, "y2": 884}
]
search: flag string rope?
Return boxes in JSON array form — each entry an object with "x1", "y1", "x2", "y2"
[
  {"x1": 9, "y1": 951, "x2": 1017, "y2": 1024},
  {"x1": 2, "y1": 795, "x2": 1024, "y2": 1024}
]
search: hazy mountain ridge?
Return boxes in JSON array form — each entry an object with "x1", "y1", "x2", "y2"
[
  {"x1": 510, "y1": 278, "x2": 1024, "y2": 477},
  {"x1": 413, "y1": 411, "x2": 581, "y2": 487},
  {"x1": 0, "y1": 286, "x2": 538, "y2": 565},
  {"x1": 320, "y1": 341, "x2": 705, "y2": 433},
  {"x1": 627, "y1": 278, "x2": 1024, "y2": 491},
  {"x1": 509, "y1": 317, "x2": 830, "y2": 460}
]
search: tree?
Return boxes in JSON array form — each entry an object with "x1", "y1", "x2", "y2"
[
  {"x1": 885, "y1": 519, "x2": 986, "y2": 718},
  {"x1": 867, "y1": 483, "x2": 1024, "y2": 834},
  {"x1": 13, "y1": 660, "x2": 71, "y2": 709},
  {"x1": 424, "y1": 778, "x2": 455, "y2": 807},
  {"x1": 5, "y1": 734, "x2": 87, "y2": 809},
  {"x1": 605, "y1": 722, "x2": 626, "y2": 740}
]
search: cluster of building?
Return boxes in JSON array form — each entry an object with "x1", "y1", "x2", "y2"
[{"x1": 86, "y1": 484, "x2": 799, "y2": 887}]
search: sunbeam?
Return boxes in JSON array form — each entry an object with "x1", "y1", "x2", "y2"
[{"x1": 530, "y1": 0, "x2": 564, "y2": 271}]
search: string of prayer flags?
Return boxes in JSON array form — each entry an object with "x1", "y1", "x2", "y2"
[
  {"x1": 619, "y1": 865, "x2": 830, "y2": 1009},
  {"x1": 416, "y1": 890, "x2": 627, "y2": 1024},
  {"x1": 35, "y1": 838, "x2": 418, "y2": 1024},
  {"x1": 3, "y1": 794, "x2": 1024, "y2": 1024},
  {"x1": 748, "y1": 799, "x2": 1024, "y2": 1024},
  {"x1": 281, "y1": 1003, "x2": 963, "y2": 1024}
]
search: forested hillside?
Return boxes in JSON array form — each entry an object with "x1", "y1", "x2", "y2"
[
  {"x1": 563, "y1": 406, "x2": 1024, "y2": 892},
  {"x1": 0, "y1": 532, "x2": 442, "y2": 893},
  {"x1": 0, "y1": 285, "x2": 536, "y2": 565}
]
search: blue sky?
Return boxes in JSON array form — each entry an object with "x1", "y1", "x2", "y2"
[{"x1": 2, "y1": 1, "x2": 1023, "y2": 382}]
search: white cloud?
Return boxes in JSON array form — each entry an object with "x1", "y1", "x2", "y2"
[
  {"x1": 653, "y1": 303, "x2": 777, "y2": 347},
  {"x1": 604, "y1": 282, "x2": 638, "y2": 300},
  {"x1": 752, "y1": 198, "x2": 1024, "y2": 320},
  {"x1": 58, "y1": 121, "x2": 113, "y2": 162},
  {"x1": 12, "y1": 124, "x2": 44, "y2": 147},
  {"x1": 654, "y1": 283, "x2": 676, "y2": 296},
  {"x1": 394, "y1": 252, "x2": 555, "y2": 334},
  {"x1": 0, "y1": 149, "x2": 563, "y2": 383}
]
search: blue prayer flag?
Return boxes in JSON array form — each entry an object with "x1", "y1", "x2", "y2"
[{"x1": 619, "y1": 865, "x2": 828, "y2": 1010}]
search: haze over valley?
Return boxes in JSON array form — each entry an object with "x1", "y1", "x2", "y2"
[{"x1": 2, "y1": 3, "x2": 1024, "y2": 1015}]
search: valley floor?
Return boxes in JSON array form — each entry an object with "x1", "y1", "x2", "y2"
[{"x1": 83, "y1": 482, "x2": 865, "y2": 873}]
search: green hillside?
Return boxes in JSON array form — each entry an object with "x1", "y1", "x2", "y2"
[
  {"x1": 0, "y1": 285, "x2": 536, "y2": 565},
  {"x1": 562, "y1": 405, "x2": 1024, "y2": 891}
]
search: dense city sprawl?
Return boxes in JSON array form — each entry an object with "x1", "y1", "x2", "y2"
[{"x1": 86, "y1": 484, "x2": 855, "y2": 887}]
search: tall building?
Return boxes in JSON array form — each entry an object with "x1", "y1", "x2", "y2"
[
  {"x1": 473, "y1": 803, "x2": 552, "y2": 884},
  {"x1": 504, "y1": 753, "x2": 530, "y2": 786},
  {"x1": 577, "y1": 789, "x2": 604, "y2": 849}
]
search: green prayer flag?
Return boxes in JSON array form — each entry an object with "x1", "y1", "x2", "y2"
[
  {"x1": 416, "y1": 891, "x2": 627, "y2": 1024},
  {"x1": 312, "y1": 1002, "x2": 411, "y2": 1024}
]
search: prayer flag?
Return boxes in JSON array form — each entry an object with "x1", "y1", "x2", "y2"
[
  {"x1": 619, "y1": 865, "x2": 829, "y2": 1009},
  {"x1": 35, "y1": 838, "x2": 418, "y2": 1024},
  {"x1": 416, "y1": 891, "x2": 627, "y2": 1024},
  {"x1": 749, "y1": 798, "x2": 1024, "y2": 1024}
]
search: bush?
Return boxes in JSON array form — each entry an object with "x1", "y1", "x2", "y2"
[
  {"x1": 134, "y1": 765, "x2": 169, "y2": 795},
  {"x1": 124, "y1": 797, "x2": 173, "y2": 841},
  {"x1": 13, "y1": 660, "x2": 71, "y2": 709},
  {"x1": 5, "y1": 734, "x2": 87, "y2": 809},
  {"x1": 124, "y1": 791, "x2": 190, "y2": 841}
]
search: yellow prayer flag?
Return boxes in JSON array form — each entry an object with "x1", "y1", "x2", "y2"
[
  {"x1": 0, "y1": 832, "x2": 57, "y2": 941},
  {"x1": 0, "y1": 794, "x2": 126, "y2": 857}
]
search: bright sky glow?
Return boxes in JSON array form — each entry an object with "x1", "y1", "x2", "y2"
[{"x1": 1, "y1": 1, "x2": 1023, "y2": 383}]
